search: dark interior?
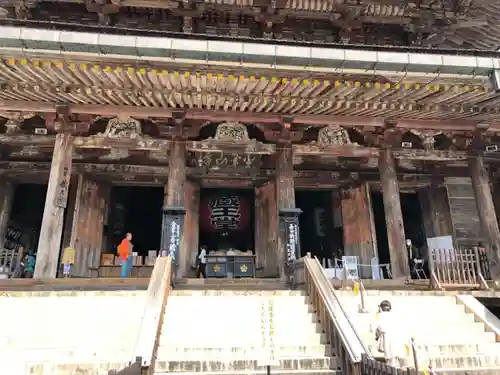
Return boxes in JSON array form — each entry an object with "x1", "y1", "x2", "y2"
[
  {"x1": 7, "y1": 183, "x2": 47, "y2": 254},
  {"x1": 108, "y1": 186, "x2": 163, "y2": 256},
  {"x1": 371, "y1": 191, "x2": 425, "y2": 276},
  {"x1": 295, "y1": 190, "x2": 340, "y2": 262}
]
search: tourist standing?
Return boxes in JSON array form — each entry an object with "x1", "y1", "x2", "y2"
[
  {"x1": 61, "y1": 246, "x2": 76, "y2": 277},
  {"x1": 375, "y1": 300, "x2": 406, "y2": 367},
  {"x1": 118, "y1": 232, "x2": 133, "y2": 278},
  {"x1": 197, "y1": 246, "x2": 207, "y2": 279}
]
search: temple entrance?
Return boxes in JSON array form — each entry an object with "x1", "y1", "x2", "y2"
[
  {"x1": 296, "y1": 191, "x2": 338, "y2": 262},
  {"x1": 198, "y1": 188, "x2": 255, "y2": 278},
  {"x1": 107, "y1": 186, "x2": 163, "y2": 258},
  {"x1": 371, "y1": 191, "x2": 425, "y2": 277},
  {"x1": 8, "y1": 183, "x2": 47, "y2": 255}
]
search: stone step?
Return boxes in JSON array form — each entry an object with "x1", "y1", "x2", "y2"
[
  {"x1": 0, "y1": 359, "x2": 134, "y2": 375},
  {"x1": 155, "y1": 357, "x2": 335, "y2": 373},
  {"x1": 420, "y1": 354, "x2": 500, "y2": 369},
  {"x1": 350, "y1": 313, "x2": 475, "y2": 327},
  {"x1": 360, "y1": 331, "x2": 497, "y2": 348},
  {"x1": 162, "y1": 321, "x2": 322, "y2": 337},
  {"x1": 357, "y1": 324, "x2": 490, "y2": 339},
  {"x1": 157, "y1": 345, "x2": 332, "y2": 359},
  {"x1": 160, "y1": 332, "x2": 326, "y2": 347},
  {"x1": 154, "y1": 371, "x2": 340, "y2": 375},
  {"x1": 0, "y1": 348, "x2": 134, "y2": 362},
  {"x1": 413, "y1": 343, "x2": 500, "y2": 356},
  {"x1": 170, "y1": 290, "x2": 307, "y2": 296},
  {"x1": 430, "y1": 368, "x2": 500, "y2": 375},
  {"x1": 175, "y1": 278, "x2": 290, "y2": 291}
]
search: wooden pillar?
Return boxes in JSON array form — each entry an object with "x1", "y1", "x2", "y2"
[
  {"x1": 276, "y1": 147, "x2": 295, "y2": 210},
  {"x1": 419, "y1": 185, "x2": 453, "y2": 239},
  {"x1": 0, "y1": 181, "x2": 14, "y2": 251},
  {"x1": 87, "y1": 180, "x2": 108, "y2": 276},
  {"x1": 161, "y1": 141, "x2": 187, "y2": 276},
  {"x1": 276, "y1": 147, "x2": 296, "y2": 279},
  {"x1": 341, "y1": 183, "x2": 377, "y2": 278},
  {"x1": 166, "y1": 142, "x2": 186, "y2": 208},
  {"x1": 469, "y1": 154, "x2": 500, "y2": 274},
  {"x1": 180, "y1": 181, "x2": 199, "y2": 278},
  {"x1": 61, "y1": 177, "x2": 78, "y2": 251},
  {"x1": 34, "y1": 133, "x2": 73, "y2": 279},
  {"x1": 256, "y1": 182, "x2": 278, "y2": 277},
  {"x1": 70, "y1": 175, "x2": 108, "y2": 277},
  {"x1": 378, "y1": 149, "x2": 409, "y2": 279}
]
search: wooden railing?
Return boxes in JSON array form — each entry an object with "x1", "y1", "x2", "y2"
[
  {"x1": 428, "y1": 248, "x2": 489, "y2": 290},
  {"x1": 301, "y1": 255, "x2": 368, "y2": 375},
  {"x1": 132, "y1": 256, "x2": 172, "y2": 374}
]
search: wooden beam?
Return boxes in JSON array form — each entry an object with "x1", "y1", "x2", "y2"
[
  {"x1": 293, "y1": 144, "x2": 469, "y2": 161},
  {"x1": 0, "y1": 135, "x2": 56, "y2": 146},
  {"x1": 187, "y1": 140, "x2": 276, "y2": 154},
  {"x1": 0, "y1": 100, "x2": 386, "y2": 127},
  {"x1": 0, "y1": 136, "x2": 470, "y2": 162},
  {"x1": 0, "y1": 162, "x2": 169, "y2": 177},
  {"x1": 73, "y1": 135, "x2": 171, "y2": 152}
]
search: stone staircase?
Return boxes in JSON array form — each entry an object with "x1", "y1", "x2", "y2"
[
  {"x1": 154, "y1": 288, "x2": 339, "y2": 375},
  {"x1": 336, "y1": 290, "x2": 500, "y2": 372},
  {"x1": 0, "y1": 290, "x2": 147, "y2": 374}
]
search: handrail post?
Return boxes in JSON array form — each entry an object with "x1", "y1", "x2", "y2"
[
  {"x1": 357, "y1": 280, "x2": 368, "y2": 314},
  {"x1": 410, "y1": 337, "x2": 418, "y2": 372}
]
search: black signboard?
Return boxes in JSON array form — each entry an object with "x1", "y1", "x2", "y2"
[{"x1": 161, "y1": 206, "x2": 186, "y2": 279}]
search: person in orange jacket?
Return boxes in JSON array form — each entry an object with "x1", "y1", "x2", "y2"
[{"x1": 118, "y1": 232, "x2": 133, "y2": 278}]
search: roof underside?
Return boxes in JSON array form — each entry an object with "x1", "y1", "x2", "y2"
[
  {"x1": 1, "y1": 54, "x2": 500, "y2": 123},
  {"x1": 2, "y1": 0, "x2": 500, "y2": 50}
]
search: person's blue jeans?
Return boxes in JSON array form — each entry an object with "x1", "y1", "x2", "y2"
[{"x1": 121, "y1": 256, "x2": 133, "y2": 278}]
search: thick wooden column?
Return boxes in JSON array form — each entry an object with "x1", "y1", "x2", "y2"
[
  {"x1": 341, "y1": 183, "x2": 377, "y2": 278},
  {"x1": 378, "y1": 149, "x2": 410, "y2": 279},
  {"x1": 61, "y1": 177, "x2": 78, "y2": 251},
  {"x1": 255, "y1": 182, "x2": 278, "y2": 277},
  {"x1": 276, "y1": 147, "x2": 295, "y2": 210},
  {"x1": 180, "y1": 181, "x2": 199, "y2": 278},
  {"x1": 166, "y1": 141, "x2": 186, "y2": 208},
  {"x1": 34, "y1": 133, "x2": 73, "y2": 279},
  {"x1": 0, "y1": 180, "x2": 14, "y2": 251},
  {"x1": 419, "y1": 185, "x2": 453, "y2": 239},
  {"x1": 161, "y1": 141, "x2": 187, "y2": 275},
  {"x1": 69, "y1": 175, "x2": 108, "y2": 277},
  {"x1": 276, "y1": 147, "x2": 296, "y2": 279},
  {"x1": 469, "y1": 155, "x2": 500, "y2": 273}
]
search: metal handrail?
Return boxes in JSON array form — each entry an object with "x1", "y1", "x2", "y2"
[{"x1": 305, "y1": 256, "x2": 370, "y2": 362}]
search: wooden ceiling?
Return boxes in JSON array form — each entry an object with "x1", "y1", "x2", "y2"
[
  {"x1": 0, "y1": 0, "x2": 498, "y2": 49},
  {"x1": 0, "y1": 56, "x2": 498, "y2": 123}
]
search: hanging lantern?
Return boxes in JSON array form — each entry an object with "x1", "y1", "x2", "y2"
[{"x1": 200, "y1": 193, "x2": 250, "y2": 233}]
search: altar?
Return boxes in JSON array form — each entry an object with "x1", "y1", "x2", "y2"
[{"x1": 205, "y1": 250, "x2": 256, "y2": 278}]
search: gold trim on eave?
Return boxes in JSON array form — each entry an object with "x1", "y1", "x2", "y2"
[{"x1": 3, "y1": 58, "x2": 490, "y2": 93}]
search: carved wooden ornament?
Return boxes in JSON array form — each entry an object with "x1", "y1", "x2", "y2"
[
  {"x1": 410, "y1": 129, "x2": 443, "y2": 150},
  {"x1": 214, "y1": 122, "x2": 249, "y2": 141},
  {"x1": 0, "y1": 111, "x2": 36, "y2": 134},
  {"x1": 317, "y1": 125, "x2": 352, "y2": 146},
  {"x1": 101, "y1": 116, "x2": 142, "y2": 139}
]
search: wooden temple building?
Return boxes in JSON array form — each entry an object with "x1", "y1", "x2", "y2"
[{"x1": 1, "y1": 0, "x2": 500, "y2": 281}]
